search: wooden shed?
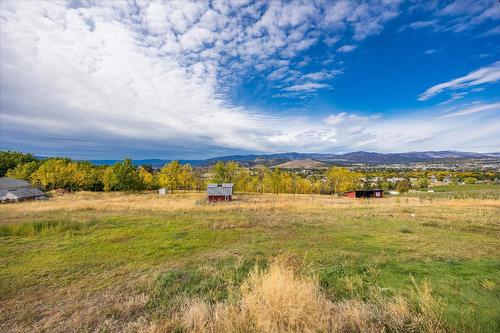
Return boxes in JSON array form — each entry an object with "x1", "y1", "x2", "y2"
[
  {"x1": 344, "y1": 189, "x2": 383, "y2": 198},
  {"x1": 207, "y1": 183, "x2": 234, "y2": 202}
]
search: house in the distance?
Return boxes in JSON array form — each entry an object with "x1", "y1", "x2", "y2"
[
  {"x1": 207, "y1": 183, "x2": 234, "y2": 202},
  {"x1": 0, "y1": 177, "x2": 46, "y2": 203},
  {"x1": 344, "y1": 189, "x2": 384, "y2": 198}
]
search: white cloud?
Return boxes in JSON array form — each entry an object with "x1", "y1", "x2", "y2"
[
  {"x1": 337, "y1": 44, "x2": 357, "y2": 53},
  {"x1": 408, "y1": 20, "x2": 439, "y2": 29},
  {"x1": 267, "y1": 66, "x2": 289, "y2": 81},
  {"x1": 436, "y1": 102, "x2": 500, "y2": 119},
  {"x1": 324, "y1": 112, "x2": 378, "y2": 126},
  {"x1": 419, "y1": 61, "x2": 500, "y2": 101},
  {"x1": 283, "y1": 83, "x2": 330, "y2": 92},
  {"x1": 302, "y1": 69, "x2": 342, "y2": 81},
  {"x1": 407, "y1": 0, "x2": 500, "y2": 33},
  {"x1": 324, "y1": 36, "x2": 340, "y2": 46},
  {"x1": 424, "y1": 48, "x2": 437, "y2": 55}
]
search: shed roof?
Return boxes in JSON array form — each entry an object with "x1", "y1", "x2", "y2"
[
  {"x1": 0, "y1": 187, "x2": 45, "y2": 200},
  {"x1": 0, "y1": 177, "x2": 31, "y2": 190},
  {"x1": 207, "y1": 183, "x2": 234, "y2": 196}
]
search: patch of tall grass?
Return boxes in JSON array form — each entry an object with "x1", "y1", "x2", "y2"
[
  {"x1": 142, "y1": 258, "x2": 448, "y2": 332},
  {"x1": 0, "y1": 219, "x2": 97, "y2": 237},
  {"x1": 173, "y1": 258, "x2": 448, "y2": 333}
]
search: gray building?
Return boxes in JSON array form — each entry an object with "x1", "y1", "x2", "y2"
[
  {"x1": 207, "y1": 183, "x2": 234, "y2": 202},
  {"x1": 0, "y1": 177, "x2": 46, "y2": 203}
]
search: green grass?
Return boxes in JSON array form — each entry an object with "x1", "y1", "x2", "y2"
[
  {"x1": 405, "y1": 184, "x2": 500, "y2": 199},
  {"x1": 0, "y1": 193, "x2": 499, "y2": 332}
]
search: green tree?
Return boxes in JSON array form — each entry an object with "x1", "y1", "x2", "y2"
[
  {"x1": 211, "y1": 161, "x2": 227, "y2": 183},
  {"x1": 380, "y1": 181, "x2": 391, "y2": 191},
  {"x1": 0, "y1": 151, "x2": 36, "y2": 176},
  {"x1": 225, "y1": 161, "x2": 240, "y2": 183},
  {"x1": 235, "y1": 167, "x2": 252, "y2": 192},
  {"x1": 417, "y1": 177, "x2": 430, "y2": 189},
  {"x1": 211, "y1": 161, "x2": 240, "y2": 183},
  {"x1": 396, "y1": 179, "x2": 411, "y2": 193},
  {"x1": 464, "y1": 177, "x2": 477, "y2": 185},
  {"x1": 74, "y1": 162, "x2": 103, "y2": 191},
  {"x1": 110, "y1": 159, "x2": 142, "y2": 192}
]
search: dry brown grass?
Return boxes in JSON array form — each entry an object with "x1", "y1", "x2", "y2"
[
  {"x1": 1, "y1": 191, "x2": 498, "y2": 225},
  {"x1": 0, "y1": 270, "x2": 151, "y2": 333},
  {"x1": 154, "y1": 258, "x2": 449, "y2": 333}
]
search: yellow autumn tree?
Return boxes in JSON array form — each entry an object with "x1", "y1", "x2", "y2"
[
  {"x1": 138, "y1": 167, "x2": 155, "y2": 190},
  {"x1": 178, "y1": 164, "x2": 195, "y2": 191},
  {"x1": 325, "y1": 167, "x2": 361, "y2": 194},
  {"x1": 158, "y1": 161, "x2": 182, "y2": 193}
]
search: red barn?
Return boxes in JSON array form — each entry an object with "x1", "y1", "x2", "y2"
[
  {"x1": 344, "y1": 189, "x2": 384, "y2": 198},
  {"x1": 207, "y1": 183, "x2": 234, "y2": 202}
]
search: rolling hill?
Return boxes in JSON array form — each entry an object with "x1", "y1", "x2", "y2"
[{"x1": 88, "y1": 150, "x2": 499, "y2": 167}]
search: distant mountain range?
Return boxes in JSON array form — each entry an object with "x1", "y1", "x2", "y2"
[{"x1": 89, "y1": 151, "x2": 500, "y2": 168}]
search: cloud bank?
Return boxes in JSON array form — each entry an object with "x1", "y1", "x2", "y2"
[{"x1": 0, "y1": 1, "x2": 499, "y2": 158}]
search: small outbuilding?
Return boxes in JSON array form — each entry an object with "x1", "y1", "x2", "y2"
[
  {"x1": 207, "y1": 183, "x2": 234, "y2": 202},
  {"x1": 344, "y1": 189, "x2": 384, "y2": 198},
  {"x1": 0, "y1": 177, "x2": 46, "y2": 203},
  {"x1": 159, "y1": 188, "x2": 168, "y2": 195}
]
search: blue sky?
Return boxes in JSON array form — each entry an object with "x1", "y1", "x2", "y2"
[{"x1": 0, "y1": 0, "x2": 499, "y2": 159}]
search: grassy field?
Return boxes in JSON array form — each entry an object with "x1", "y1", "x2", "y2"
[
  {"x1": 407, "y1": 184, "x2": 500, "y2": 200},
  {"x1": 0, "y1": 189, "x2": 499, "y2": 332}
]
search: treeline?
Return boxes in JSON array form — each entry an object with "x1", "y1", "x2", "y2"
[
  {"x1": 5, "y1": 151, "x2": 494, "y2": 195},
  {"x1": 3, "y1": 155, "x2": 203, "y2": 193},
  {"x1": 362, "y1": 169, "x2": 499, "y2": 182},
  {"x1": 210, "y1": 161, "x2": 361, "y2": 194},
  {"x1": 0, "y1": 151, "x2": 362, "y2": 195}
]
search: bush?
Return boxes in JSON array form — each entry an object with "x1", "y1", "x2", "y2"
[
  {"x1": 150, "y1": 258, "x2": 449, "y2": 333},
  {"x1": 400, "y1": 226, "x2": 413, "y2": 233}
]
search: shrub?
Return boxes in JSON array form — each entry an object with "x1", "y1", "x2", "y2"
[
  {"x1": 174, "y1": 259, "x2": 448, "y2": 333},
  {"x1": 400, "y1": 226, "x2": 412, "y2": 233}
]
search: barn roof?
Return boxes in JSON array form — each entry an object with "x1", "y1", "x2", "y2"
[
  {"x1": 0, "y1": 177, "x2": 31, "y2": 190},
  {"x1": 0, "y1": 188, "x2": 45, "y2": 200},
  {"x1": 207, "y1": 183, "x2": 234, "y2": 196}
]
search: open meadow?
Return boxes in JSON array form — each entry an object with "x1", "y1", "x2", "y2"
[{"x1": 1, "y1": 190, "x2": 499, "y2": 332}]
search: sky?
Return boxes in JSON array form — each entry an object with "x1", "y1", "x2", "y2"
[{"x1": 0, "y1": 0, "x2": 499, "y2": 159}]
